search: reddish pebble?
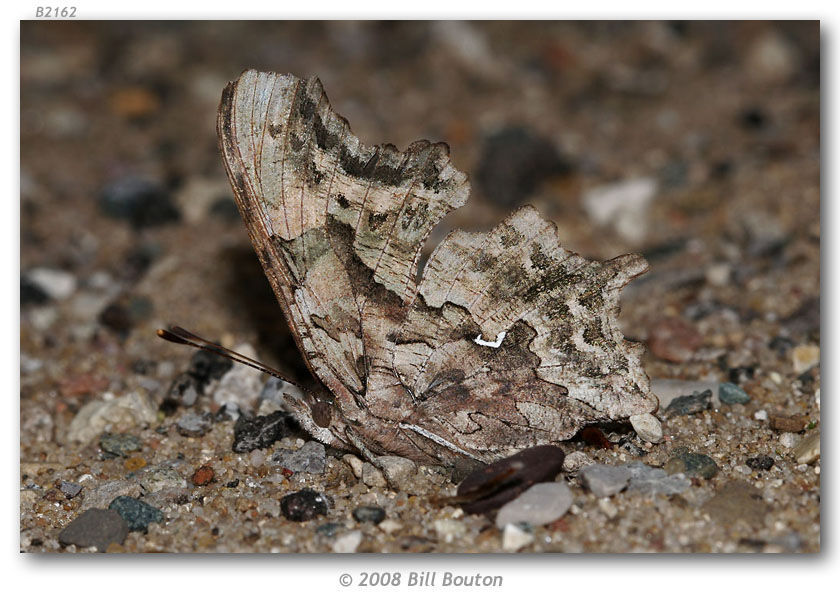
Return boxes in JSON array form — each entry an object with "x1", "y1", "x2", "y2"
[
  {"x1": 192, "y1": 465, "x2": 215, "y2": 486},
  {"x1": 647, "y1": 317, "x2": 703, "y2": 363},
  {"x1": 281, "y1": 468, "x2": 293, "y2": 477}
]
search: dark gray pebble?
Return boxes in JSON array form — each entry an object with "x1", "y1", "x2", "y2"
[
  {"x1": 665, "y1": 389, "x2": 713, "y2": 417},
  {"x1": 315, "y1": 522, "x2": 343, "y2": 537},
  {"x1": 352, "y1": 505, "x2": 386, "y2": 525},
  {"x1": 232, "y1": 411, "x2": 291, "y2": 453},
  {"x1": 746, "y1": 455, "x2": 775, "y2": 471},
  {"x1": 475, "y1": 127, "x2": 572, "y2": 208},
  {"x1": 272, "y1": 441, "x2": 326, "y2": 474},
  {"x1": 99, "y1": 432, "x2": 142, "y2": 457},
  {"x1": 719, "y1": 382, "x2": 750, "y2": 405},
  {"x1": 21, "y1": 276, "x2": 49, "y2": 305},
  {"x1": 59, "y1": 481, "x2": 83, "y2": 499},
  {"x1": 665, "y1": 448, "x2": 719, "y2": 479},
  {"x1": 99, "y1": 177, "x2": 180, "y2": 229},
  {"x1": 108, "y1": 495, "x2": 163, "y2": 532},
  {"x1": 58, "y1": 508, "x2": 129, "y2": 551},
  {"x1": 280, "y1": 489, "x2": 329, "y2": 522}
]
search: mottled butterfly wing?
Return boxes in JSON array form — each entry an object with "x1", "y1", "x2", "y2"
[
  {"x1": 392, "y1": 207, "x2": 657, "y2": 460},
  {"x1": 218, "y1": 70, "x2": 657, "y2": 465},
  {"x1": 217, "y1": 71, "x2": 469, "y2": 453}
]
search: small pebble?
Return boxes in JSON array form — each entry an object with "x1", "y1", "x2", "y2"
[
  {"x1": 719, "y1": 382, "x2": 750, "y2": 405},
  {"x1": 433, "y1": 519, "x2": 467, "y2": 543},
  {"x1": 99, "y1": 177, "x2": 180, "y2": 229},
  {"x1": 475, "y1": 126, "x2": 572, "y2": 209},
  {"x1": 794, "y1": 431, "x2": 820, "y2": 464},
  {"x1": 495, "y1": 481, "x2": 573, "y2": 528},
  {"x1": 124, "y1": 456, "x2": 147, "y2": 471},
  {"x1": 232, "y1": 411, "x2": 291, "y2": 453},
  {"x1": 160, "y1": 373, "x2": 200, "y2": 414},
  {"x1": 598, "y1": 497, "x2": 618, "y2": 518},
  {"x1": 664, "y1": 448, "x2": 719, "y2": 479},
  {"x1": 68, "y1": 391, "x2": 158, "y2": 445},
  {"x1": 21, "y1": 276, "x2": 50, "y2": 305},
  {"x1": 108, "y1": 496, "x2": 163, "y2": 532},
  {"x1": 754, "y1": 409, "x2": 769, "y2": 421},
  {"x1": 562, "y1": 450, "x2": 595, "y2": 472},
  {"x1": 343, "y1": 454, "x2": 365, "y2": 479},
  {"x1": 746, "y1": 455, "x2": 775, "y2": 470},
  {"x1": 99, "y1": 433, "x2": 142, "y2": 457},
  {"x1": 25, "y1": 267, "x2": 77, "y2": 300},
  {"x1": 280, "y1": 489, "x2": 329, "y2": 521},
  {"x1": 316, "y1": 522, "x2": 342, "y2": 538},
  {"x1": 769, "y1": 413, "x2": 808, "y2": 433},
  {"x1": 272, "y1": 441, "x2": 326, "y2": 474},
  {"x1": 582, "y1": 177, "x2": 656, "y2": 243},
  {"x1": 361, "y1": 463, "x2": 387, "y2": 488},
  {"x1": 625, "y1": 462, "x2": 690, "y2": 496},
  {"x1": 647, "y1": 317, "x2": 702, "y2": 363},
  {"x1": 378, "y1": 519, "x2": 402, "y2": 534},
  {"x1": 212, "y1": 344, "x2": 264, "y2": 414},
  {"x1": 352, "y1": 505, "x2": 386, "y2": 525},
  {"x1": 81, "y1": 479, "x2": 143, "y2": 511},
  {"x1": 191, "y1": 465, "x2": 215, "y2": 486},
  {"x1": 59, "y1": 481, "x2": 82, "y2": 499},
  {"x1": 629, "y1": 413, "x2": 663, "y2": 443},
  {"x1": 652, "y1": 379, "x2": 720, "y2": 411},
  {"x1": 779, "y1": 432, "x2": 800, "y2": 449},
  {"x1": 579, "y1": 464, "x2": 631, "y2": 497},
  {"x1": 332, "y1": 530, "x2": 362, "y2": 553},
  {"x1": 135, "y1": 465, "x2": 188, "y2": 494},
  {"x1": 664, "y1": 389, "x2": 712, "y2": 417},
  {"x1": 375, "y1": 456, "x2": 421, "y2": 491},
  {"x1": 792, "y1": 345, "x2": 820, "y2": 373},
  {"x1": 176, "y1": 412, "x2": 214, "y2": 437},
  {"x1": 58, "y1": 508, "x2": 129, "y2": 551},
  {"x1": 501, "y1": 523, "x2": 534, "y2": 552},
  {"x1": 98, "y1": 295, "x2": 153, "y2": 336}
]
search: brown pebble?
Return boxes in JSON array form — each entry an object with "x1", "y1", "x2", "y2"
[
  {"x1": 192, "y1": 465, "x2": 215, "y2": 486},
  {"x1": 647, "y1": 317, "x2": 703, "y2": 363},
  {"x1": 769, "y1": 413, "x2": 809, "y2": 432},
  {"x1": 124, "y1": 456, "x2": 147, "y2": 471}
]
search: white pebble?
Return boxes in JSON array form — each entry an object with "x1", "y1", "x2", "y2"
[
  {"x1": 598, "y1": 497, "x2": 618, "y2": 518},
  {"x1": 629, "y1": 413, "x2": 663, "y2": 443},
  {"x1": 433, "y1": 519, "x2": 466, "y2": 543},
  {"x1": 779, "y1": 432, "x2": 800, "y2": 448},
  {"x1": 27, "y1": 267, "x2": 77, "y2": 300},
  {"x1": 332, "y1": 530, "x2": 362, "y2": 553},
  {"x1": 754, "y1": 410, "x2": 768, "y2": 421},
  {"x1": 501, "y1": 523, "x2": 534, "y2": 552}
]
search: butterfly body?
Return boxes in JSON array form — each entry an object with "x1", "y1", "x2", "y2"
[{"x1": 217, "y1": 70, "x2": 658, "y2": 465}]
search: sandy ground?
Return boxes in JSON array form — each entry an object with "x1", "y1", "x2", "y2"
[{"x1": 20, "y1": 21, "x2": 819, "y2": 553}]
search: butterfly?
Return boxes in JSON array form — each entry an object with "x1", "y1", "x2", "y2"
[{"x1": 161, "y1": 70, "x2": 658, "y2": 467}]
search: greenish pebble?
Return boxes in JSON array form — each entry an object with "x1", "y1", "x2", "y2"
[
  {"x1": 108, "y1": 495, "x2": 163, "y2": 532},
  {"x1": 664, "y1": 389, "x2": 712, "y2": 416},
  {"x1": 99, "y1": 432, "x2": 142, "y2": 457},
  {"x1": 719, "y1": 382, "x2": 750, "y2": 405},
  {"x1": 665, "y1": 448, "x2": 719, "y2": 479}
]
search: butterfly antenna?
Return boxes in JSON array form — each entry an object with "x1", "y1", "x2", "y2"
[{"x1": 156, "y1": 325, "x2": 293, "y2": 382}]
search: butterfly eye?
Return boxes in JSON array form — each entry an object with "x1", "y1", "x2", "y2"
[{"x1": 310, "y1": 400, "x2": 332, "y2": 428}]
